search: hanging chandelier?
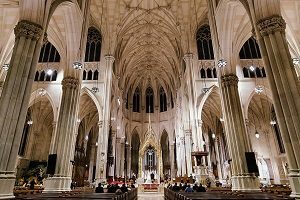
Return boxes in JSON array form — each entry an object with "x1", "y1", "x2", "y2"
[
  {"x1": 255, "y1": 85, "x2": 264, "y2": 94},
  {"x1": 255, "y1": 130, "x2": 260, "y2": 139},
  {"x1": 91, "y1": 87, "x2": 99, "y2": 93},
  {"x1": 217, "y1": 59, "x2": 227, "y2": 68},
  {"x1": 2, "y1": 64, "x2": 9, "y2": 71},
  {"x1": 73, "y1": 61, "x2": 83, "y2": 70}
]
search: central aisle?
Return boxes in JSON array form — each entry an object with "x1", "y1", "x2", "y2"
[{"x1": 138, "y1": 192, "x2": 164, "y2": 200}]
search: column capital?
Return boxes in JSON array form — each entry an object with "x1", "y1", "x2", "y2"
[
  {"x1": 111, "y1": 130, "x2": 117, "y2": 137},
  {"x1": 221, "y1": 73, "x2": 238, "y2": 87},
  {"x1": 104, "y1": 55, "x2": 115, "y2": 63},
  {"x1": 98, "y1": 120, "x2": 103, "y2": 128},
  {"x1": 116, "y1": 137, "x2": 121, "y2": 143},
  {"x1": 52, "y1": 121, "x2": 57, "y2": 126},
  {"x1": 183, "y1": 53, "x2": 193, "y2": 62},
  {"x1": 14, "y1": 20, "x2": 43, "y2": 40},
  {"x1": 62, "y1": 76, "x2": 79, "y2": 89},
  {"x1": 257, "y1": 15, "x2": 286, "y2": 36}
]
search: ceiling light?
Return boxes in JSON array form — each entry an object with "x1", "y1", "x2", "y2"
[
  {"x1": 95, "y1": 142, "x2": 98, "y2": 146},
  {"x1": 202, "y1": 87, "x2": 209, "y2": 94},
  {"x1": 85, "y1": 135, "x2": 89, "y2": 141},
  {"x1": 73, "y1": 61, "x2": 83, "y2": 70},
  {"x1": 270, "y1": 120, "x2": 276, "y2": 125},
  {"x1": 217, "y1": 59, "x2": 227, "y2": 68},
  {"x1": 292, "y1": 58, "x2": 300, "y2": 66},
  {"x1": 255, "y1": 85, "x2": 264, "y2": 94},
  {"x1": 255, "y1": 131, "x2": 260, "y2": 139},
  {"x1": 249, "y1": 65, "x2": 255, "y2": 72},
  {"x1": 212, "y1": 133, "x2": 216, "y2": 139},
  {"x1": 2, "y1": 64, "x2": 9, "y2": 71},
  {"x1": 91, "y1": 87, "x2": 99, "y2": 93},
  {"x1": 38, "y1": 88, "x2": 46, "y2": 96},
  {"x1": 27, "y1": 120, "x2": 33, "y2": 125},
  {"x1": 47, "y1": 69, "x2": 53, "y2": 75}
]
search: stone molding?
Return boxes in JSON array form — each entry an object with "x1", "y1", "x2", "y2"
[
  {"x1": 104, "y1": 55, "x2": 115, "y2": 62},
  {"x1": 257, "y1": 15, "x2": 286, "y2": 36},
  {"x1": 221, "y1": 74, "x2": 238, "y2": 87},
  {"x1": 14, "y1": 20, "x2": 43, "y2": 40},
  {"x1": 62, "y1": 76, "x2": 79, "y2": 89},
  {"x1": 98, "y1": 120, "x2": 103, "y2": 128},
  {"x1": 183, "y1": 53, "x2": 193, "y2": 62}
]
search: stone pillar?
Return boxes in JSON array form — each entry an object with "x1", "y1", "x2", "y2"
[
  {"x1": 220, "y1": 74, "x2": 259, "y2": 191},
  {"x1": 197, "y1": 120, "x2": 205, "y2": 151},
  {"x1": 184, "y1": 130, "x2": 192, "y2": 176},
  {"x1": 169, "y1": 144, "x2": 175, "y2": 178},
  {"x1": 97, "y1": 55, "x2": 114, "y2": 181},
  {"x1": 244, "y1": 119, "x2": 253, "y2": 152},
  {"x1": 95, "y1": 121, "x2": 106, "y2": 183},
  {"x1": 0, "y1": 81, "x2": 4, "y2": 96},
  {"x1": 120, "y1": 141, "x2": 125, "y2": 177},
  {"x1": 115, "y1": 137, "x2": 121, "y2": 177},
  {"x1": 180, "y1": 137, "x2": 186, "y2": 176},
  {"x1": 126, "y1": 144, "x2": 131, "y2": 177},
  {"x1": 49, "y1": 121, "x2": 57, "y2": 154},
  {"x1": 0, "y1": 20, "x2": 44, "y2": 199},
  {"x1": 255, "y1": 15, "x2": 300, "y2": 198},
  {"x1": 108, "y1": 130, "x2": 116, "y2": 177},
  {"x1": 214, "y1": 137, "x2": 223, "y2": 180},
  {"x1": 44, "y1": 76, "x2": 80, "y2": 192},
  {"x1": 88, "y1": 144, "x2": 96, "y2": 183}
]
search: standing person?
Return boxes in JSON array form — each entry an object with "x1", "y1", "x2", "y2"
[
  {"x1": 29, "y1": 179, "x2": 36, "y2": 190},
  {"x1": 184, "y1": 185, "x2": 194, "y2": 192}
]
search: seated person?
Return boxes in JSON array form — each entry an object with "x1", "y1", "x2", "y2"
[
  {"x1": 120, "y1": 184, "x2": 128, "y2": 193},
  {"x1": 198, "y1": 183, "x2": 206, "y2": 192},
  {"x1": 95, "y1": 183, "x2": 104, "y2": 193},
  {"x1": 172, "y1": 183, "x2": 180, "y2": 192},
  {"x1": 193, "y1": 183, "x2": 199, "y2": 192},
  {"x1": 184, "y1": 184, "x2": 194, "y2": 192},
  {"x1": 131, "y1": 183, "x2": 136, "y2": 188},
  {"x1": 115, "y1": 189, "x2": 123, "y2": 195},
  {"x1": 29, "y1": 179, "x2": 36, "y2": 190}
]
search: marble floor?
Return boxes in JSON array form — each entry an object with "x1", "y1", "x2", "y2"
[{"x1": 138, "y1": 192, "x2": 164, "y2": 200}]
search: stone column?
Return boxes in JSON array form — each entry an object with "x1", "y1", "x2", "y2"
[
  {"x1": 214, "y1": 137, "x2": 223, "y2": 180},
  {"x1": 95, "y1": 121, "x2": 106, "y2": 183},
  {"x1": 255, "y1": 15, "x2": 300, "y2": 198},
  {"x1": 0, "y1": 20, "x2": 44, "y2": 199},
  {"x1": 88, "y1": 144, "x2": 96, "y2": 183},
  {"x1": 0, "y1": 81, "x2": 4, "y2": 96},
  {"x1": 97, "y1": 55, "x2": 114, "y2": 181},
  {"x1": 220, "y1": 74, "x2": 259, "y2": 191},
  {"x1": 108, "y1": 130, "x2": 116, "y2": 177},
  {"x1": 180, "y1": 136, "x2": 186, "y2": 176},
  {"x1": 244, "y1": 119, "x2": 253, "y2": 151},
  {"x1": 120, "y1": 141, "x2": 125, "y2": 177},
  {"x1": 169, "y1": 144, "x2": 175, "y2": 178},
  {"x1": 115, "y1": 137, "x2": 121, "y2": 177},
  {"x1": 44, "y1": 76, "x2": 80, "y2": 192},
  {"x1": 126, "y1": 144, "x2": 131, "y2": 177},
  {"x1": 49, "y1": 121, "x2": 57, "y2": 154},
  {"x1": 197, "y1": 120, "x2": 205, "y2": 151},
  {"x1": 184, "y1": 130, "x2": 192, "y2": 176}
]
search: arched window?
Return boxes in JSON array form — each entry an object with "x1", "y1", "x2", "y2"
[
  {"x1": 39, "y1": 70, "x2": 45, "y2": 81},
  {"x1": 39, "y1": 41, "x2": 60, "y2": 62},
  {"x1": 133, "y1": 87, "x2": 140, "y2": 112},
  {"x1": 87, "y1": 70, "x2": 93, "y2": 80},
  {"x1": 200, "y1": 68, "x2": 206, "y2": 78},
  {"x1": 160, "y1": 87, "x2": 167, "y2": 112},
  {"x1": 85, "y1": 27, "x2": 102, "y2": 62},
  {"x1": 34, "y1": 71, "x2": 39, "y2": 81},
  {"x1": 51, "y1": 70, "x2": 57, "y2": 81},
  {"x1": 239, "y1": 37, "x2": 262, "y2": 59},
  {"x1": 93, "y1": 70, "x2": 99, "y2": 80},
  {"x1": 83, "y1": 70, "x2": 87, "y2": 80},
  {"x1": 207, "y1": 68, "x2": 212, "y2": 78},
  {"x1": 146, "y1": 87, "x2": 154, "y2": 113},
  {"x1": 212, "y1": 68, "x2": 217, "y2": 78},
  {"x1": 196, "y1": 24, "x2": 214, "y2": 60},
  {"x1": 126, "y1": 93, "x2": 129, "y2": 109},
  {"x1": 243, "y1": 67, "x2": 250, "y2": 78},
  {"x1": 262, "y1": 68, "x2": 266, "y2": 77},
  {"x1": 256, "y1": 67, "x2": 263, "y2": 78}
]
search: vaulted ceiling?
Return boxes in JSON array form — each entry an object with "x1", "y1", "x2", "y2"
[{"x1": 90, "y1": 0, "x2": 208, "y2": 93}]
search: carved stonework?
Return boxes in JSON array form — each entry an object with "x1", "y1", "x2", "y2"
[
  {"x1": 221, "y1": 74, "x2": 238, "y2": 87},
  {"x1": 257, "y1": 15, "x2": 286, "y2": 36},
  {"x1": 14, "y1": 20, "x2": 43, "y2": 40},
  {"x1": 183, "y1": 53, "x2": 193, "y2": 62},
  {"x1": 62, "y1": 76, "x2": 79, "y2": 89}
]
